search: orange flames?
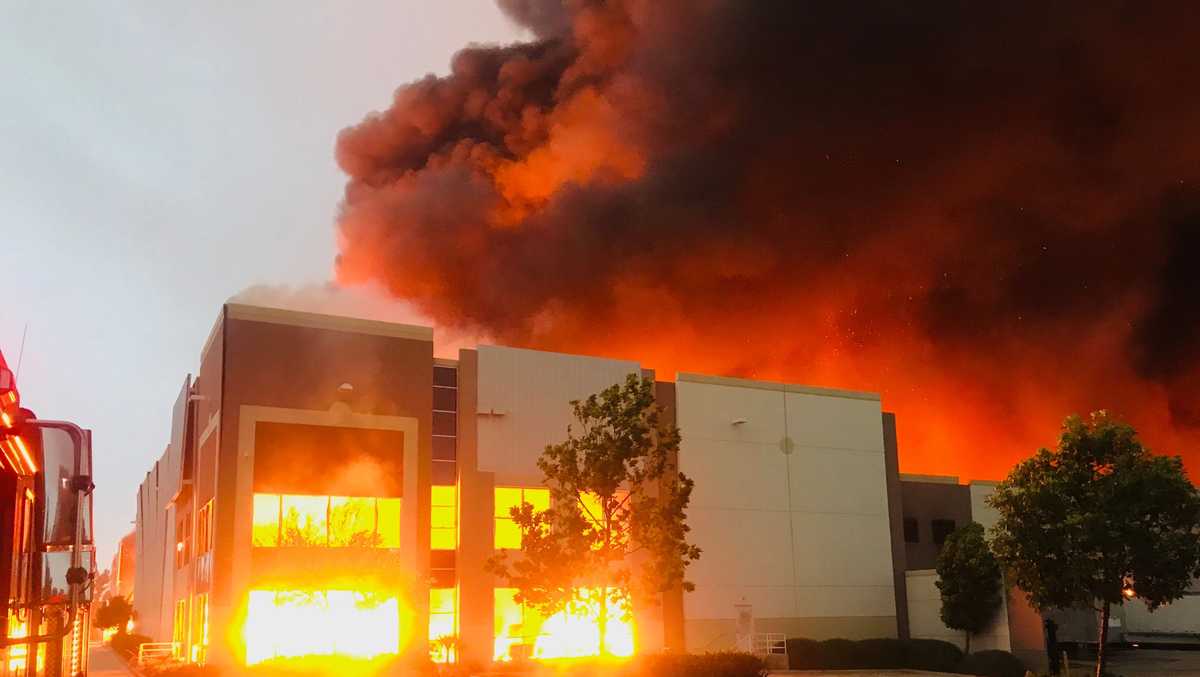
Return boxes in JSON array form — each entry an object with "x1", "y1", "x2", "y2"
[{"x1": 335, "y1": 1, "x2": 1200, "y2": 484}]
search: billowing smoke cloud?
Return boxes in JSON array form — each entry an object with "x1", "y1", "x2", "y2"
[
  {"x1": 334, "y1": 0, "x2": 1200, "y2": 480},
  {"x1": 230, "y1": 283, "x2": 487, "y2": 359}
]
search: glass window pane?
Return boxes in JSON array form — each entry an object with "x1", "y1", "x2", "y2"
[
  {"x1": 430, "y1": 587, "x2": 456, "y2": 614},
  {"x1": 433, "y1": 367, "x2": 458, "y2": 388},
  {"x1": 494, "y1": 518, "x2": 521, "y2": 550},
  {"x1": 329, "y1": 497, "x2": 377, "y2": 547},
  {"x1": 432, "y1": 437, "x2": 456, "y2": 461},
  {"x1": 525, "y1": 488, "x2": 550, "y2": 513},
  {"x1": 433, "y1": 412, "x2": 457, "y2": 437},
  {"x1": 431, "y1": 485, "x2": 457, "y2": 508},
  {"x1": 433, "y1": 388, "x2": 457, "y2": 412},
  {"x1": 377, "y1": 498, "x2": 401, "y2": 549},
  {"x1": 493, "y1": 588, "x2": 522, "y2": 661},
  {"x1": 281, "y1": 495, "x2": 328, "y2": 546},
  {"x1": 432, "y1": 461, "x2": 456, "y2": 485},
  {"x1": 495, "y1": 488, "x2": 521, "y2": 518},
  {"x1": 252, "y1": 494, "x2": 280, "y2": 547},
  {"x1": 431, "y1": 506, "x2": 456, "y2": 530},
  {"x1": 431, "y1": 528, "x2": 456, "y2": 551}
]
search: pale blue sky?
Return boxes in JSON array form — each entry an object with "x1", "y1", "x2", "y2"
[{"x1": 0, "y1": 1, "x2": 527, "y2": 564}]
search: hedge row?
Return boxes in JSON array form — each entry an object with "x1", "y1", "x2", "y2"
[{"x1": 787, "y1": 638, "x2": 1025, "y2": 677}]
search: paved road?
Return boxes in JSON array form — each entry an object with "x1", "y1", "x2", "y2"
[
  {"x1": 1071, "y1": 648, "x2": 1200, "y2": 676},
  {"x1": 89, "y1": 643, "x2": 134, "y2": 676}
]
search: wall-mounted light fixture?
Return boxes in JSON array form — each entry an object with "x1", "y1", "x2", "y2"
[{"x1": 731, "y1": 418, "x2": 748, "y2": 426}]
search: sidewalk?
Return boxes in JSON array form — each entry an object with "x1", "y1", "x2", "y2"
[{"x1": 89, "y1": 642, "x2": 135, "y2": 676}]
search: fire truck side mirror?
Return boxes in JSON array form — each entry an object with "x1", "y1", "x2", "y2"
[{"x1": 0, "y1": 365, "x2": 18, "y2": 414}]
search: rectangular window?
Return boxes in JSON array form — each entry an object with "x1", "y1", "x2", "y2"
[
  {"x1": 191, "y1": 593, "x2": 209, "y2": 663},
  {"x1": 493, "y1": 588, "x2": 546, "y2": 662},
  {"x1": 173, "y1": 598, "x2": 189, "y2": 659},
  {"x1": 377, "y1": 498, "x2": 401, "y2": 549},
  {"x1": 196, "y1": 501, "x2": 213, "y2": 554},
  {"x1": 432, "y1": 436, "x2": 456, "y2": 461},
  {"x1": 429, "y1": 587, "x2": 458, "y2": 663},
  {"x1": 431, "y1": 486, "x2": 458, "y2": 551},
  {"x1": 329, "y1": 497, "x2": 376, "y2": 547},
  {"x1": 252, "y1": 494, "x2": 401, "y2": 549},
  {"x1": 252, "y1": 494, "x2": 281, "y2": 547},
  {"x1": 433, "y1": 388, "x2": 457, "y2": 413},
  {"x1": 931, "y1": 518, "x2": 956, "y2": 545},
  {"x1": 432, "y1": 411, "x2": 457, "y2": 437},
  {"x1": 903, "y1": 517, "x2": 919, "y2": 543},
  {"x1": 433, "y1": 366, "x2": 458, "y2": 388},
  {"x1": 175, "y1": 518, "x2": 191, "y2": 569},
  {"x1": 281, "y1": 495, "x2": 328, "y2": 546},
  {"x1": 494, "y1": 487, "x2": 550, "y2": 550}
]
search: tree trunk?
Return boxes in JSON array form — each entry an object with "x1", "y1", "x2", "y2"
[
  {"x1": 964, "y1": 630, "x2": 971, "y2": 655},
  {"x1": 597, "y1": 587, "x2": 609, "y2": 656},
  {"x1": 1094, "y1": 602, "x2": 1110, "y2": 677}
]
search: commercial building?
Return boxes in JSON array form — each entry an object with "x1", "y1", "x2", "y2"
[
  {"x1": 132, "y1": 302, "x2": 1191, "y2": 670},
  {"x1": 131, "y1": 303, "x2": 910, "y2": 667}
]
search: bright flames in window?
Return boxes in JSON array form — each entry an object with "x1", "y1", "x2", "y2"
[
  {"x1": 493, "y1": 588, "x2": 634, "y2": 661},
  {"x1": 243, "y1": 589, "x2": 405, "y2": 665}
]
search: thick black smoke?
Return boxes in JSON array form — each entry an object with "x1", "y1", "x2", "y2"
[{"x1": 335, "y1": 0, "x2": 1200, "y2": 478}]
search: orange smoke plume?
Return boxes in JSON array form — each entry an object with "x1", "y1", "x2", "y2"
[{"x1": 334, "y1": 0, "x2": 1200, "y2": 481}]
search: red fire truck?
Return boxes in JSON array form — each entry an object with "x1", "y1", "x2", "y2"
[{"x1": 0, "y1": 350, "x2": 95, "y2": 676}]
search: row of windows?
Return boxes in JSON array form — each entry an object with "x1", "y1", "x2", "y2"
[
  {"x1": 252, "y1": 494, "x2": 402, "y2": 548},
  {"x1": 171, "y1": 593, "x2": 209, "y2": 663},
  {"x1": 902, "y1": 517, "x2": 957, "y2": 545},
  {"x1": 250, "y1": 490, "x2": 460, "y2": 551}
]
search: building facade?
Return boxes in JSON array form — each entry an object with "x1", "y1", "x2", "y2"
[
  {"x1": 132, "y1": 303, "x2": 917, "y2": 667},
  {"x1": 136, "y1": 302, "x2": 1200, "y2": 670}
]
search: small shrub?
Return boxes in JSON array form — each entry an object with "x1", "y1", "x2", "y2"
[
  {"x1": 957, "y1": 650, "x2": 1026, "y2": 677},
  {"x1": 855, "y1": 638, "x2": 908, "y2": 669},
  {"x1": 905, "y1": 638, "x2": 965, "y2": 672},
  {"x1": 818, "y1": 638, "x2": 859, "y2": 669},
  {"x1": 636, "y1": 652, "x2": 765, "y2": 677},
  {"x1": 785, "y1": 638, "x2": 823, "y2": 669}
]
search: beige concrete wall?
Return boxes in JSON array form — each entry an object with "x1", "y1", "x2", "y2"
[
  {"x1": 475, "y1": 346, "x2": 641, "y2": 484},
  {"x1": 1123, "y1": 592, "x2": 1200, "y2": 635},
  {"x1": 905, "y1": 569, "x2": 1011, "y2": 651},
  {"x1": 675, "y1": 374, "x2": 897, "y2": 649}
]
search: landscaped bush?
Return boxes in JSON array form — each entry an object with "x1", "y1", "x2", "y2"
[
  {"x1": 905, "y1": 638, "x2": 965, "y2": 672},
  {"x1": 855, "y1": 638, "x2": 908, "y2": 668},
  {"x1": 784, "y1": 638, "x2": 823, "y2": 668},
  {"x1": 783, "y1": 636, "x2": 1027, "y2": 674},
  {"x1": 957, "y1": 650, "x2": 1026, "y2": 677},
  {"x1": 818, "y1": 638, "x2": 859, "y2": 668},
  {"x1": 636, "y1": 652, "x2": 765, "y2": 677}
]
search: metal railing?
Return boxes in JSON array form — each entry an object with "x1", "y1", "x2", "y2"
[{"x1": 137, "y1": 641, "x2": 179, "y2": 666}]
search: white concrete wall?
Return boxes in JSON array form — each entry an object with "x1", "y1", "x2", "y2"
[
  {"x1": 475, "y1": 346, "x2": 640, "y2": 483},
  {"x1": 675, "y1": 375, "x2": 896, "y2": 639},
  {"x1": 906, "y1": 569, "x2": 1011, "y2": 651},
  {"x1": 1123, "y1": 590, "x2": 1200, "y2": 635}
]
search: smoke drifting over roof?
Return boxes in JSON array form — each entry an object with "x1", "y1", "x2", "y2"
[{"x1": 334, "y1": 0, "x2": 1200, "y2": 478}]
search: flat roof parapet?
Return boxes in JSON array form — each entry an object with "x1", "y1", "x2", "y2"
[
  {"x1": 899, "y1": 473, "x2": 962, "y2": 485},
  {"x1": 224, "y1": 303, "x2": 433, "y2": 341},
  {"x1": 676, "y1": 371, "x2": 881, "y2": 402}
]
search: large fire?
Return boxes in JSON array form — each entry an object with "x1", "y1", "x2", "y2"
[
  {"x1": 335, "y1": 0, "x2": 1200, "y2": 482},
  {"x1": 494, "y1": 588, "x2": 634, "y2": 662},
  {"x1": 243, "y1": 589, "x2": 408, "y2": 665}
]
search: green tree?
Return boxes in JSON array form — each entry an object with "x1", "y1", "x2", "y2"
[
  {"x1": 935, "y1": 521, "x2": 1002, "y2": 654},
  {"x1": 487, "y1": 374, "x2": 701, "y2": 657},
  {"x1": 988, "y1": 411, "x2": 1200, "y2": 677},
  {"x1": 95, "y1": 595, "x2": 134, "y2": 636}
]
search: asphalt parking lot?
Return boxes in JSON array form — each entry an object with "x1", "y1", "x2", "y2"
[{"x1": 1068, "y1": 648, "x2": 1200, "y2": 676}]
